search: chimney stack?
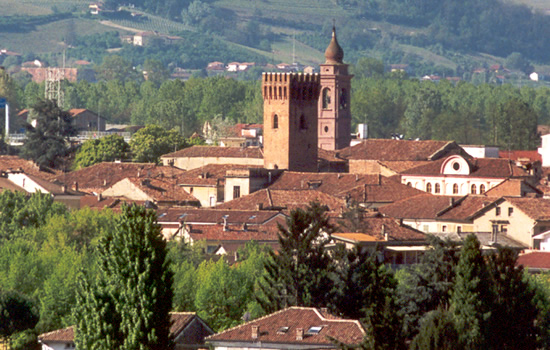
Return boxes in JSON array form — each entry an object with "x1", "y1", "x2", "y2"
[
  {"x1": 256, "y1": 203, "x2": 263, "y2": 210},
  {"x1": 252, "y1": 325, "x2": 259, "y2": 339},
  {"x1": 296, "y1": 328, "x2": 304, "y2": 340},
  {"x1": 73, "y1": 181, "x2": 78, "y2": 191},
  {"x1": 223, "y1": 216, "x2": 229, "y2": 231}
]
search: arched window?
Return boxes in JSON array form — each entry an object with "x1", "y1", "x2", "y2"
[
  {"x1": 453, "y1": 184, "x2": 459, "y2": 194},
  {"x1": 340, "y1": 88, "x2": 348, "y2": 109},
  {"x1": 273, "y1": 114, "x2": 278, "y2": 129},
  {"x1": 480, "y1": 184, "x2": 486, "y2": 194},
  {"x1": 426, "y1": 183, "x2": 432, "y2": 193},
  {"x1": 322, "y1": 88, "x2": 331, "y2": 109},
  {"x1": 435, "y1": 183, "x2": 440, "y2": 194},
  {"x1": 471, "y1": 184, "x2": 477, "y2": 194},
  {"x1": 299, "y1": 115, "x2": 307, "y2": 130},
  {"x1": 407, "y1": 182, "x2": 412, "y2": 187}
]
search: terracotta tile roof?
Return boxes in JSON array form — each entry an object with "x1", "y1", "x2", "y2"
[
  {"x1": 156, "y1": 208, "x2": 284, "y2": 225},
  {"x1": 179, "y1": 164, "x2": 260, "y2": 186},
  {"x1": 402, "y1": 157, "x2": 530, "y2": 178},
  {"x1": 80, "y1": 195, "x2": 147, "y2": 209},
  {"x1": 268, "y1": 172, "x2": 424, "y2": 204},
  {"x1": 38, "y1": 326, "x2": 74, "y2": 342},
  {"x1": 437, "y1": 195, "x2": 501, "y2": 221},
  {"x1": 0, "y1": 177, "x2": 25, "y2": 192},
  {"x1": 517, "y1": 251, "x2": 550, "y2": 270},
  {"x1": 505, "y1": 197, "x2": 550, "y2": 221},
  {"x1": 39, "y1": 313, "x2": 209, "y2": 343},
  {"x1": 484, "y1": 178, "x2": 542, "y2": 197},
  {"x1": 318, "y1": 148, "x2": 346, "y2": 163},
  {"x1": 206, "y1": 307, "x2": 365, "y2": 346},
  {"x1": 186, "y1": 222, "x2": 282, "y2": 243},
  {"x1": 379, "y1": 194, "x2": 461, "y2": 220},
  {"x1": 377, "y1": 160, "x2": 432, "y2": 173},
  {"x1": 0, "y1": 155, "x2": 59, "y2": 180},
  {"x1": 337, "y1": 139, "x2": 465, "y2": 161},
  {"x1": 105, "y1": 177, "x2": 200, "y2": 205},
  {"x1": 332, "y1": 216, "x2": 426, "y2": 242},
  {"x1": 499, "y1": 150, "x2": 542, "y2": 162},
  {"x1": 161, "y1": 146, "x2": 263, "y2": 159},
  {"x1": 52, "y1": 162, "x2": 187, "y2": 194},
  {"x1": 215, "y1": 189, "x2": 346, "y2": 213}
]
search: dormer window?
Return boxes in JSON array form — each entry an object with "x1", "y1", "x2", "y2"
[
  {"x1": 277, "y1": 326, "x2": 290, "y2": 334},
  {"x1": 306, "y1": 326, "x2": 323, "y2": 334}
]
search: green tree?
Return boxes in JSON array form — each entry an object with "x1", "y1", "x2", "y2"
[
  {"x1": 143, "y1": 59, "x2": 170, "y2": 87},
  {"x1": 96, "y1": 55, "x2": 141, "y2": 83},
  {"x1": 257, "y1": 202, "x2": 334, "y2": 313},
  {"x1": 0, "y1": 290, "x2": 39, "y2": 345},
  {"x1": 21, "y1": 100, "x2": 77, "y2": 169},
  {"x1": 409, "y1": 308, "x2": 458, "y2": 350},
  {"x1": 129, "y1": 124, "x2": 185, "y2": 163},
  {"x1": 73, "y1": 134, "x2": 129, "y2": 169},
  {"x1": 74, "y1": 204, "x2": 173, "y2": 350},
  {"x1": 450, "y1": 234, "x2": 491, "y2": 349}
]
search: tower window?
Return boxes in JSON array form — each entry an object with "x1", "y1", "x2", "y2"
[
  {"x1": 273, "y1": 114, "x2": 278, "y2": 129},
  {"x1": 340, "y1": 88, "x2": 348, "y2": 109},
  {"x1": 233, "y1": 186, "x2": 241, "y2": 199},
  {"x1": 322, "y1": 88, "x2": 331, "y2": 109},
  {"x1": 299, "y1": 115, "x2": 307, "y2": 130},
  {"x1": 324, "y1": 126, "x2": 329, "y2": 133}
]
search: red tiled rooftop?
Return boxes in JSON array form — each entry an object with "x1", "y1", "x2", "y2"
[
  {"x1": 332, "y1": 216, "x2": 426, "y2": 242},
  {"x1": 38, "y1": 326, "x2": 74, "y2": 342},
  {"x1": 179, "y1": 164, "x2": 260, "y2": 186},
  {"x1": 156, "y1": 208, "x2": 284, "y2": 225},
  {"x1": 206, "y1": 307, "x2": 365, "y2": 346},
  {"x1": 162, "y1": 146, "x2": 263, "y2": 159},
  {"x1": 517, "y1": 251, "x2": 550, "y2": 270},
  {"x1": 402, "y1": 157, "x2": 529, "y2": 178},
  {"x1": 505, "y1": 197, "x2": 550, "y2": 221},
  {"x1": 338, "y1": 139, "x2": 464, "y2": 161},
  {"x1": 379, "y1": 194, "x2": 460, "y2": 220},
  {"x1": 0, "y1": 155, "x2": 59, "y2": 180},
  {"x1": 500, "y1": 150, "x2": 542, "y2": 163}
]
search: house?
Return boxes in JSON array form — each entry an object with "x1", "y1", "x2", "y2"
[
  {"x1": 484, "y1": 178, "x2": 542, "y2": 198},
  {"x1": 52, "y1": 162, "x2": 187, "y2": 195},
  {"x1": 68, "y1": 109, "x2": 106, "y2": 132},
  {"x1": 215, "y1": 188, "x2": 347, "y2": 214},
  {"x1": 38, "y1": 312, "x2": 214, "y2": 350},
  {"x1": 218, "y1": 123, "x2": 263, "y2": 148},
  {"x1": 160, "y1": 146, "x2": 264, "y2": 170},
  {"x1": 226, "y1": 62, "x2": 240, "y2": 72},
  {"x1": 0, "y1": 155, "x2": 59, "y2": 180},
  {"x1": 21, "y1": 67, "x2": 95, "y2": 83},
  {"x1": 331, "y1": 215, "x2": 427, "y2": 266},
  {"x1": 206, "y1": 307, "x2": 365, "y2": 349},
  {"x1": 155, "y1": 207, "x2": 286, "y2": 242},
  {"x1": 471, "y1": 197, "x2": 550, "y2": 249},
  {"x1": 267, "y1": 171, "x2": 425, "y2": 209},
  {"x1": 460, "y1": 144, "x2": 500, "y2": 158},
  {"x1": 132, "y1": 32, "x2": 182, "y2": 46},
  {"x1": 101, "y1": 177, "x2": 201, "y2": 208},
  {"x1": 400, "y1": 155, "x2": 534, "y2": 196},
  {"x1": 338, "y1": 139, "x2": 468, "y2": 175}
]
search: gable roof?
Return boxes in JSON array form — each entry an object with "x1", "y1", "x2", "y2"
[
  {"x1": 0, "y1": 155, "x2": 59, "y2": 180},
  {"x1": 184, "y1": 222, "x2": 282, "y2": 243},
  {"x1": 39, "y1": 313, "x2": 213, "y2": 344},
  {"x1": 161, "y1": 146, "x2": 263, "y2": 159},
  {"x1": 484, "y1": 178, "x2": 542, "y2": 197},
  {"x1": 504, "y1": 197, "x2": 550, "y2": 221},
  {"x1": 206, "y1": 307, "x2": 365, "y2": 347},
  {"x1": 179, "y1": 164, "x2": 260, "y2": 186},
  {"x1": 401, "y1": 157, "x2": 529, "y2": 178},
  {"x1": 102, "y1": 177, "x2": 200, "y2": 205},
  {"x1": 379, "y1": 194, "x2": 460, "y2": 220},
  {"x1": 499, "y1": 150, "x2": 542, "y2": 163},
  {"x1": 338, "y1": 139, "x2": 465, "y2": 161},
  {"x1": 215, "y1": 189, "x2": 346, "y2": 213},
  {"x1": 156, "y1": 208, "x2": 284, "y2": 225},
  {"x1": 517, "y1": 251, "x2": 550, "y2": 270},
  {"x1": 268, "y1": 172, "x2": 424, "y2": 204},
  {"x1": 52, "y1": 162, "x2": 187, "y2": 194},
  {"x1": 332, "y1": 216, "x2": 426, "y2": 242}
]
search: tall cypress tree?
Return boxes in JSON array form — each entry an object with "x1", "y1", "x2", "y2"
[
  {"x1": 74, "y1": 204, "x2": 173, "y2": 350},
  {"x1": 450, "y1": 234, "x2": 491, "y2": 349},
  {"x1": 257, "y1": 202, "x2": 334, "y2": 313}
]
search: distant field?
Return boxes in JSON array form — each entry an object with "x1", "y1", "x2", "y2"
[
  {"x1": 0, "y1": 0, "x2": 89, "y2": 16},
  {"x1": 0, "y1": 18, "x2": 127, "y2": 54}
]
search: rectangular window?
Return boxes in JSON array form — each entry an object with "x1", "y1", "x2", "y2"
[
  {"x1": 442, "y1": 225, "x2": 447, "y2": 232},
  {"x1": 233, "y1": 186, "x2": 241, "y2": 199},
  {"x1": 508, "y1": 207, "x2": 513, "y2": 216},
  {"x1": 457, "y1": 226, "x2": 462, "y2": 233},
  {"x1": 501, "y1": 225, "x2": 508, "y2": 234},
  {"x1": 496, "y1": 207, "x2": 501, "y2": 216}
]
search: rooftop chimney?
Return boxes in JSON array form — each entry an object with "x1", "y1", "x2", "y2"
[
  {"x1": 296, "y1": 328, "x2": 304, "y2": 340},
  {"x1": 73, "y1": 181, "x2": 78, "y2": 191},
  {"x1": 223, "y1": 216, "x2": 229, "y2": 231},
  {"x1": 382, "y1": 224, "x2": 388, "y2": 241},
  {"x1": 252, "y1": 325, "x2": 259, "y2": 339},
  {"x1": 256, "y1": 203, "x2": 263, "y2": 210}
]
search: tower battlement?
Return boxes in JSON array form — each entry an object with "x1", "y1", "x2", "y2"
[{"x1": 262, "y1": 72, "x2": 320, "y2": 101}]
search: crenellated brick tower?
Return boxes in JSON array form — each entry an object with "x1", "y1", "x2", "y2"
[{"x1": 262, "y1": 72, "x2": 320, "y2": 172}]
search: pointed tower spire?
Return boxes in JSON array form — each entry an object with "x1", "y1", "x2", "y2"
[{"x1": 324, "y1": 25, "x2": 344, "y2": 64}]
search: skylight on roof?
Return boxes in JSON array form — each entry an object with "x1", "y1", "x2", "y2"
[
  {"x1": 277, "y1": 326, "x2": 289, "y2": 334},
  {"x1": 158, "y1": 213, "x2": 167, "y2": 218},
  {"x1": 306, "y1": 326, "x2": 323, "y2": 334}
]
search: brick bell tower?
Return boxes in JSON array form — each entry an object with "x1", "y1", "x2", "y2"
[
  {"x1": 318, "y1": 26, "x2": 352, "y2": 151},
  {"x1": 262, "y1": 72, "x2": 320, "y2": 172}
]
